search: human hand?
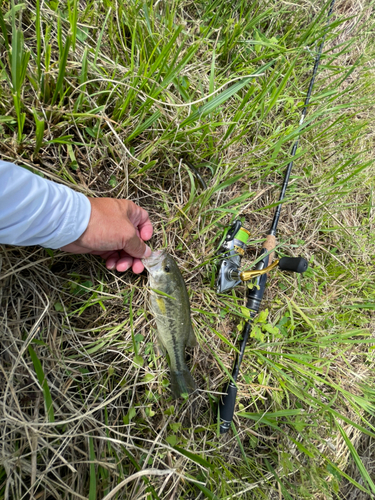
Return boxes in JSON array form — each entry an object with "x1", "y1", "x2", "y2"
[{"x1": 61, "y1": 198, "x2": 153, "y2": 273}]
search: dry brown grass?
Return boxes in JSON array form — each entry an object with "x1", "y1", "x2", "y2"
[{"x1": 1, "y1": 0, "x2": 375, "y2": 498}]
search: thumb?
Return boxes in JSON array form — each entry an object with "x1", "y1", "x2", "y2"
[{"x1": 125, "y1": 231, "x2": 152, "y2": 259}]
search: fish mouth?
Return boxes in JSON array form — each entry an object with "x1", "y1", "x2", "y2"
[{"x1": 142, "y1": 250, "x2": 166, "y2": 272}]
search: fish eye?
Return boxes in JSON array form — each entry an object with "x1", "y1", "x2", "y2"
[{"x1": 164, "y1": 265, "x2": 170, "y2": 272}]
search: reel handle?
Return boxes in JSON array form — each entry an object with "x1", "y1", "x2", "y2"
[{"x1": 279, "y1": 256, "x2": 308, "y2": 273}]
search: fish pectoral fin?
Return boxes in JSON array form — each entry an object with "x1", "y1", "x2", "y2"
[
  {"x1": 156, "y1": 340, "x2": 167, "y2": 356},
  {"x1": 186, "y1": 325, "x2": 197, "y2": 347},
  {"x1": 154, "y1": 332, "x2": 168, "y2": 356}
]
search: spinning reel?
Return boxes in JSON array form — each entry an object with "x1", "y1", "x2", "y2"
[{"x1": 216, "y1": 220, "x2": 308, "y2": 295}]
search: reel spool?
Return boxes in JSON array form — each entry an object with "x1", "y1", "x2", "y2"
[{"x1": 216, "y1": 220, "x2": 308, "y2": 294}]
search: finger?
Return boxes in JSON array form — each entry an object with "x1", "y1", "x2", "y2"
[
  {"x1": 99, "y1": 251, "x2": 119, "y2": 260},
  {"x1": 105, "y1": 251, "x2": 122, "y2": 270},
  {"x1": 132, "y1": 257, "x2": 145, "y2": 274},
  {"x1": 115, "y1": 255, "x2": 134, "y2": 272},
  {"x1": 127, "y1": 204, "x2": 153, "y2": 241},
  {"x1": 139, "y1": 219, "x2": 153, "y2": 241},
  {"x1": 124, "y1": 229, "x2": 152, "y2": 259}
]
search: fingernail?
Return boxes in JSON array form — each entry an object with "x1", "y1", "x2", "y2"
[{"x1": 143, "y1": 245, "x2": 152, "y2": 258}]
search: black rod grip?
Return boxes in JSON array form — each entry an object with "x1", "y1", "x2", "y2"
[
  {"x1": 219, "y1": 382, "x2": 237, "y2": 433},
  {"x1": 278, "y1": 257, "x2": 308, "y2": 274}
]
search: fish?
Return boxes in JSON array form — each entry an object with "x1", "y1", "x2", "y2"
[{"x1": 142, "y1": 250, "x2": 197, "y2": 398}]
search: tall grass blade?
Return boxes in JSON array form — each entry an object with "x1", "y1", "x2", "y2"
[
  {"x1": 36, "y1": 0, "x2": 41, "y2": 82},
  {"x1": 0, "y1": 9, "x2": 9, "y2": 52},
  {"x1": 93, "y1": 8, "x2": 111, "y2": 66},
  {"x1": 325, "y1": 459, "x2": 372, "y2": 494},
  {"x1": 10, "y1": 21, "x2": 29, "y2": 142},
  {"x1": 89, "y1": 436, "x2": 96, "y2": 500},
  {"x1": 337, "y1": 423, "x2": 375, "y2": 495},
  {"x1": 51, "y1": 35, "x2": 71, "y2": 105},
  {"x1": 74, "y1": 47, "x2": 88, "y2": 112},
  {"x1": 32, "y1": 109, "x2": 45, "y2": 153},
  {"x1": 193, "y1": 481, "x2": 221, "y2": 500},
  {"x1": 173, "y1": 446, "x2": 213, "y2": 470},
  {"x1": 127, "y1": 111, "x2": 161, "y2": 142},
  {"x1": 180, "y1": 60, "x2": 275, "y2": 127},
  {"x1": 28, "y1": 345, "x2": 55, "y2": 423},
  {"x1": 264, "y1": 458, "x2": 294, "y2": 500},
  {"x1": 67, "y1": 0, "x2": 78, "y2": 51}
]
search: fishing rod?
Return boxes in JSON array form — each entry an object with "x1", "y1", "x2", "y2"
[{"x1": 216, "y1": 0, "x2": 336, "y2": 434}]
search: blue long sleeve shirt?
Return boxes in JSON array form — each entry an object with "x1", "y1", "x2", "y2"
[{"x1": 0, "y1": 161, "x2": 91, "y2": 249}]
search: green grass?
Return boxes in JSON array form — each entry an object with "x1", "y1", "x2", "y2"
[{"x1": 0, "y1": 0, "x2": 375, "y2": 499}]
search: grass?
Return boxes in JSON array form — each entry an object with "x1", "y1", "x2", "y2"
[{"x1": 0, "y1": 0, "x2": 375, "y2": 498}]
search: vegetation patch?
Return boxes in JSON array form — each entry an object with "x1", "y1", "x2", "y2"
[{"x1": 0, "y1": 0, "x2": 374, "y2": 498}]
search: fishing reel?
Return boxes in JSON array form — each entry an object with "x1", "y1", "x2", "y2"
[{"x1": 216, "y1": 220, "x2": 308, "y2": 294}]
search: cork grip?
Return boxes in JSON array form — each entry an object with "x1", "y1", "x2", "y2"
[{"x1": 263, "y1": 234, "x2": 276, "y2": 264}]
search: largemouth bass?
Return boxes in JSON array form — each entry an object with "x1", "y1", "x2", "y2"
[{"x1": 142, "y1": 250, "x2": 197, "y2": 398}]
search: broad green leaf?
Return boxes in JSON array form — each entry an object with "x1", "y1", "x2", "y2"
[
  {"x1": 133, "y1": 355, "x2": 144, "y2": 367},
  {"x1": 166, "y1": 435, "x2": 177, "y2": 446}
]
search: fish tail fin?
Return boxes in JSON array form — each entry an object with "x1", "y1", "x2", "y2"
[{"x1": 170, "y1": 368, "x2": 196, "y2": 399}]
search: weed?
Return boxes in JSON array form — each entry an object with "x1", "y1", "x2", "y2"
[{"x1": 0, "y1": 1, "x2": 374, "y2": 499}]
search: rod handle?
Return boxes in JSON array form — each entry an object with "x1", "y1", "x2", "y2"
[
  {"x1": 218, "y1": 382, "x2": 238, "y2": 433},
  {"x1": 262, "y1": 234, "x2": 276, "y2": 264},
  {"x1": 279, "y1": 256, "x2": 308, "y2": 273}
]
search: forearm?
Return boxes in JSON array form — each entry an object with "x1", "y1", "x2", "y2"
[{"x1": 0, "y1": 161, "x2": 91, "y2": 249}]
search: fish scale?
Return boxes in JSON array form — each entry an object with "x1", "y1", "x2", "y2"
[{"x1": 143, "y1": 250, "x2": 197, "y2": 398}]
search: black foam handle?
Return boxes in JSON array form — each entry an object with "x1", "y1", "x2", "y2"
[
  {"x1": 279, "y1": 256, "x2": 308, "y2": 273},
  {"x1": 219, "y1": 382, "x2": 237, "y2": 433}
]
